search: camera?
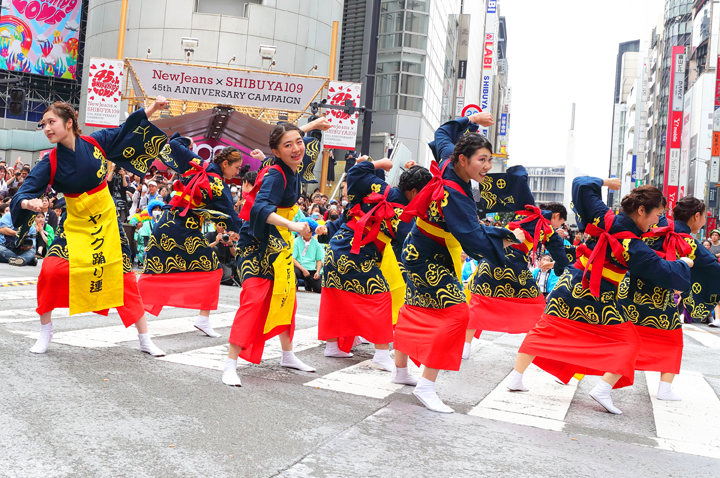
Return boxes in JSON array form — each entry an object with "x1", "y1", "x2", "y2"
[
  {"x1": 221, "y1": 234, "x2": 230, "y2": 242},
  {"x1": 22, "y1": 236, "x2": 34, "y2": 248}
]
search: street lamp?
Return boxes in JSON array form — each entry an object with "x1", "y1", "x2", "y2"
[
  {"x1": 259, "y1": 45, "x2": 276, "y2": 71},
  {"x1": 307, "y1": 64, "x2": 318, "y2": 75},
  {"x1": 181, "y1": 37, "x2": 199, "y2": 63}
]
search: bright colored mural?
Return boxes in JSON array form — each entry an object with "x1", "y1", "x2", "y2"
[{"x1": 0, "y1": 0, "x2": 83, "y2": 79}]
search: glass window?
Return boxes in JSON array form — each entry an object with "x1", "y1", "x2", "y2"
[
  {"x1": 399, "y1": 95, "x2": 423, "y2": 112},
  {"x1": 379, "y1": 33, "x2": 403, "y2": 49},
  {"x1": 377, "y1": 53, "x2": 402, "y2": 73},
  {"x1": 404, "y1": 33, "x2": 427, "y2": 49},
  {"x1": 404, "y1": 12, "x2": 429, "y2": 34},
  {"x1": 406, "y1": 0, "x2": 429, "y2": 12},
  {"x1": 380, "y1": 12, "x2": 404, "y2": 34},
  {"x1": 376, "y1": 73, "x2": 400, "y2": 96},
  {"x1": 381, "y1": 0, "x2": 404, "y2": 13},
  {"x1": 375, "y1": 95, "x2": 398, "y2": 110},
  {"x1": 401, "y1": 52, "x2": 425, "y2": 74},
  {"x1": 401, "y1": 74, "x2": 424, "y2": 96}
]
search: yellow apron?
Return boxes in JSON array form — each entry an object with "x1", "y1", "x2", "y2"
[
  {"x1": 264, "y1": 205, "x2": 298, "y2": 334},
  {"x1": 416, "y1": 218, "x2": 463, "y2": 282},
  {"x1": 375, "y1": 231, "x2": 405, "y2": 325},
  {"x1": 64, "y1": 184, "x2": 124, "y2": 315}
]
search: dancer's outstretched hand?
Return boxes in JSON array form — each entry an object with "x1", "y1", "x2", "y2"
[
  {"x1": 21, "y1": 198, "x2": 43, "y2": 212},
  {"x1": 603, "y1": 178, "x2": 621, "y2": 191},
  {"x1": 250, "y1": 149, "x2": 266, "y2": 161},
  {"x1": 290, "y1": 220, "x2": 311, "y2": 236},
  {"x1": 469, "y1": 112, "x2": 494, "y2": 127}
]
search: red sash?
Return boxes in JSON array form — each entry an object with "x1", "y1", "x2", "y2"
[
  {"x1": 169, "y1": 161, "x2": 223, "y2": 217},
  {"x1": 347, "y1": 185, "x2": 404, "y2": 254},
  {"x1": 239, "y1": 164, "x2": 286, "y2": 221},
  {"x1": 579, "y1": 210, "x2": 637, "y2": 296},
  {"x1": 509, "y1": 204, "x2": 553, "y2": 262},
  {"x1": 642, "y1": 219, "x2": 693, "y2": 261},
  {"x1": 399, "y1": 160, "x2": 466, "y2": 223},
  {"x1": 48, "y1": 135, "x2": 106, "y2": 186}
]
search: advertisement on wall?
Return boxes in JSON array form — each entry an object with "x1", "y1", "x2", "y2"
[
  {"x1": 84, "y1": 58, "x2": 123, "y2": 128},
  {"x1": 323, "y1": 81, "x2": 362, "y2": 150},
  {"x1": 664, "y1": 47, "x2": 685, "y2": 216},
  {"x1": 480, "y1": 2, "x2": 497, "y2": 138},
  {"x1": 0, "y1": 0, "x2": 83, "y2": 79}
]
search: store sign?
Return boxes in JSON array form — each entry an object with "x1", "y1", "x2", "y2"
[
  {"x1": 456, "y1": 78, "x2": 466, "y2": 98},
  {"x1": 458, "y1": 60, "x2": 467, "y2": 79},
  {"x1": 128, "y1": 59, "x2": 325, "y2": 111},
  {"x1": 487, "y1": 0, "x2": 497, "y2": 13},
  {"x1": 664, "y1": 47, "x2": 685, "y2": 216},
  {"x1": 710, "y1": 187, "x2": 717, "y2": 208},
  {"x1": 84, "y1": 57, "x2": 123, "y2": 128},
  {"x1": 455, "y1": 97, "x2": 465, "y2": 116},
  {"x1": 499, "y1": 113, "x2": 507, "y2": 136},
  {"x1": 323, "y1": 81, "x2": 362, "y2": 150},
  {"x1": 483, "y1": 33, "x2": 495, "y2": 69}
]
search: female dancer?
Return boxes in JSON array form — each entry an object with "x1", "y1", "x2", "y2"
[
  {"x1": 317, "y1": 158, "x2": 431, "y2": 371},
  {"x1": 137, "y1": 136, "x2": 244, "y2": 337},
  {"x1": 618, "y1": 197, "x2": 720, "y2": 400},
  {"x1": 394, "y1": 133, "x2": 523, "y2": 413},
  {"x1": 223, "y1": 123, "x2": 320, "y2": 386},
  {"x1": 464, "y1": 200, "x2": 570, "y2": 358},
  {"x1": 11, "y1": 98, "x2": 170, "y2": 356},
  {"x1": 509, "y1": 178, "x2": 693, "y2": 415}
]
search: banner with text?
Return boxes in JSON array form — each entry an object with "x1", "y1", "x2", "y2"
[
  {"x1": 664, "y1": 47, "x2": 685, "y2": 217},
  {"x1": 128, "y1": 59, "x2": 326, "y2": 111},
  {"x1": 85, "y1": 58, "x2": 123, "y2": 128},
  {"x1": 323, "y1": 81, "x2": 362, "y2": 150}
]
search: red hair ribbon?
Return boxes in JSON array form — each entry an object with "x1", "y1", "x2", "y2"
[
  {"x1": 349, "y1": 185, "x2": 404, "y2": 255},
  {"x1": 510, "y1": 204, "x2": 553, "y2": 263},
  {"x1": 170, "y1": 161, "x2": 220, "y2": 217},
  {"x1": 399, "y1": 160, "x2": 465, "y2": 223},
  {"x1": 642, "y1": 218, "x2": 693, "y2": 261},
  {"x1": 581, "y1": 210, "x2": 637, "y2": 296}
]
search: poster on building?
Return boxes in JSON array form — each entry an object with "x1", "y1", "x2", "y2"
[
  {"x1": 0, "y1": 0, "x2": 83, "y2": 79},
  {"x1": 665, "y1": 47, "x2": 686, "y2": 216},
  {"x1": 127, "y1": 59, "x2": 326, "y2": 112},
  {"x1": 323, "y1": 81, "x2": 362, "y2": 150},
  {"x1": 84, "y1": 58, "x2": 123, "y2": 128}
]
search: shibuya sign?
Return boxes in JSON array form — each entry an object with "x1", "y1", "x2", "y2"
[{"x1": 127, "y1": 59, "x2": 325, "y2": 110}]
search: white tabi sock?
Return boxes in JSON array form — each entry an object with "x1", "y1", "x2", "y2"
[
  {"x1": 391, "y1": 366, "x2": 419, "y2": 386},
  {"x1": 194, "y1": 315, "x2": 222, "y2": 338},
  {"x1": 506, "y1": 369, "x2": 529, "y2": 392},
  {"x1": 222, "y1": 358, "x2": 242, "y2": 387},
  {"x1": 324, "y1": 341, "x2": 353, "y2": 358},
  {"x1": 372, "y1": 349, "x2": 395, "y2": 372},
  {"x1": 280, "y1": 350, "x2": 316, "y2": 372},
  {"x1": 589, "y1": 380, "x2": 623, "y2": 414},
  {"x1": 413, "y1": 377, "x2": 454, "y2": 413},
  {"x1": 30, "y1": 322, "x2": 53, "y2": 354},
  {"x1": 137, "y1": 332, "x2": 165, "y2": 357},
  {"x1": 462, "y1": 342, "x2": 472, "y2": 360},
  {"x1": 657, "y1": 381, "x2": 682, "y2": 401}
]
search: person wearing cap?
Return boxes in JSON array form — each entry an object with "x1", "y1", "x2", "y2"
[
  {"x1": 139, "y1": 180, "x2": 160, "y2": 210},
  {"x1": 708, "y1": 229, "x2": 720, "y2": 258}
]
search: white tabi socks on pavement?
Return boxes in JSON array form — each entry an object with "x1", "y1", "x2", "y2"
[
  {"x1": 30, "y1": 322, "x2": 53, "y2": 354},
  {"x1": 391, "y1": 366, "x2": 419, "y2": 386},
  {"x1": 324, "y1": 341, "x2": 353, "y2": 358},
  {"x1": 280, "y1": 350, "x2": 316, "y2": 372},
  {"x1": 413, "y1": 377, "x2": 454, "y2": 413},
  {"x1": 462, "y1": 342, "x2": 471, "y2": 360},
  {"x1": 222, "y1": 358, "x2": 242, "y2": 387},
  {"x1": 657, "y1": 381, "x2": 682, "y2": 401},
  {"x1": 138, "y1": 333, "x2": 165, "y2": 357},
  {"x1": 506, "y1": 370, "x2": 529, "y2": 392},
  {"x1": 194, "y1": 315, "x2": 222, "y2": 338},
  {"x1": 372, "y1": 349, "x2": 395, "y2": 372},
  {"x1": 589, "y1": 380, "x2": 623, "y2": 414}
]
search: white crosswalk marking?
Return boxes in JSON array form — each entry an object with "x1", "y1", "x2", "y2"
[
  {"x1": 682, "y1": 324, "x2": 720, "y2": 348},
  {"x1": 468, "y1": 365, "x2": 578, "y2": 432},
  {"x1": 304, "y1": 359, "x2": 421, "y2": 399},
  {"x1": 158, "y1": 326, "x2": 323, "y2": 370}
]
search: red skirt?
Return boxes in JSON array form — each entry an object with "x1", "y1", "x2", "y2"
[
  {"x1": 633, "y1": 325, "x2": 683, "y2": 374},
  {"x1": 394, "y1": 303, "x2": 469, "y2": 371},
  {"x1": 318, "y1": 287, "x2": 393, "y2": 352},
  {"x1": 468, "y1": 294, "x2": 546, "y2": 337},
  {"x1": 519, "y1": 314, "x2": 641, "y2": 389},
  {"x1": 138, "y1": 269, "x2": 222, "y2": 315},
  {"x1": 36, "y1": 256, "x2": 145, "y2": 327},
  {"x1": 228, "y1": 277, "x2": 296, "y2": 364}
]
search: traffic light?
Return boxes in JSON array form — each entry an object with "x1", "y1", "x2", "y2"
[
  {"x1": 305, "y1": 114, "x2": 323, "y2": 142},
  {"x1": 9, "y1": 88, "x2": 25, "y2": 116}
]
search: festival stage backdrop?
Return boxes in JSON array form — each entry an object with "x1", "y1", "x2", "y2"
[{"x1": 0, "y1": 0, "x2": 83, "y2": 79}]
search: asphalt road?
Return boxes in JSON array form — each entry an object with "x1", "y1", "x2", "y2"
[{"x1": 1, "y1": 262, "x2": 719, "y2": 477}]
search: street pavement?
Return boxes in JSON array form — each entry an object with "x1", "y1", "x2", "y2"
[{"x1": 1, "y1": 262, "x2": 720, "y2": 477}]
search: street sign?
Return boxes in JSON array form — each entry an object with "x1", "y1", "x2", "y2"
[{"x1": 462, "y1": 103, "x2": 481, "y2": 117}]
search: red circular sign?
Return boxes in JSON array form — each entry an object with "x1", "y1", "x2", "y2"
[{"x1": 461, "y1": 104, "x2": 482, "y2": 117}]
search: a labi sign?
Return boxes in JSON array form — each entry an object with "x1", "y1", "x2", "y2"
[{"x1": 128, "y1": 59, "x2": 325, "y2": 111}]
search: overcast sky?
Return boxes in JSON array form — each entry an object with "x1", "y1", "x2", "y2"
[{"x1": 500, "y1": 0, "x2": 665, "y2": 178}]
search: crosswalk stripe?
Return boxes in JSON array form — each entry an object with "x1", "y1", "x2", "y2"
[
  {"x1": 468, "y1": 364, "x2": 578, "y2": 432},
  {"x1": 158, "y1": 326, "x2": 323, "y2": 370},
  {"x1": 682, "y1": 324, "x2": 720, "y2": 348},
  {"x1": 646, "y1": 370, "x2": 720, "y2": 450},
  {"x1": 304, "y1": 359, "x2": 418, "y2": 399}
]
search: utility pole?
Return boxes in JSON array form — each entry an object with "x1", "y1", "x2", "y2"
[{"x1": 360, "y1": 0, "x2": 381, "y2": 156}]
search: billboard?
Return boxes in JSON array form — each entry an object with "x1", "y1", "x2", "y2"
[
  {"x1": 664, "y1": 47, "x2": 685, "y2": 216},
  {"x1": 84, "y1": 58, "x2": 123, "y2": 128},
  {"x1": 323, "y1": 81, "x2": 361, "y2": 150},
  {"x1": 0, "y1": 0, "x2": 83, "y2": 79}
]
